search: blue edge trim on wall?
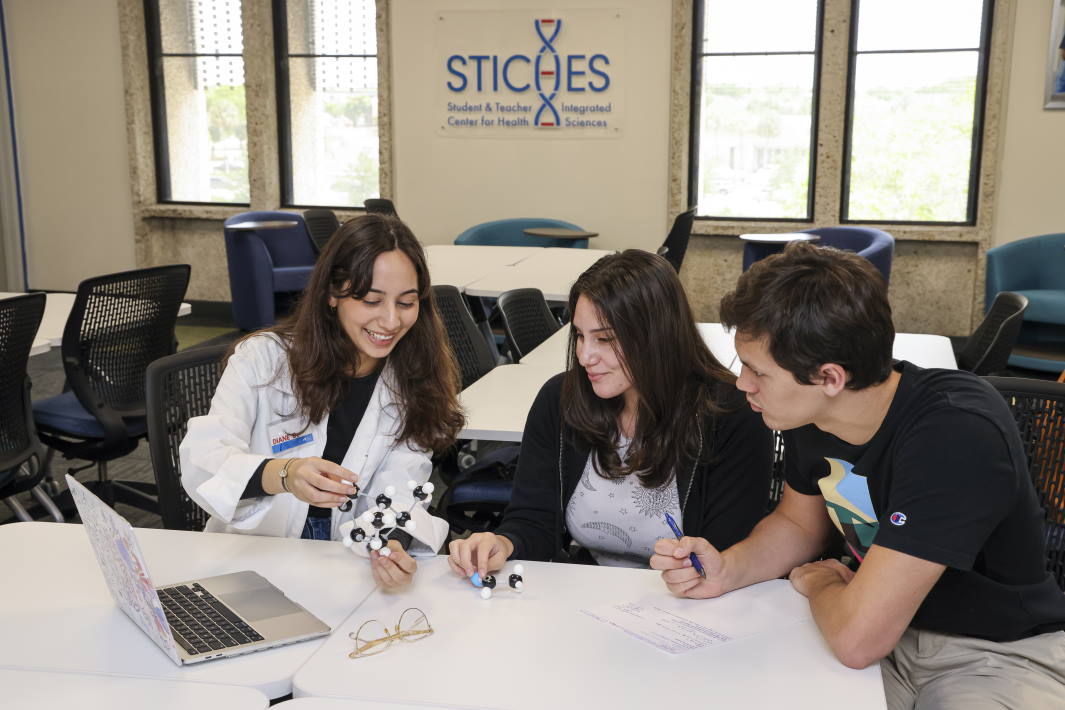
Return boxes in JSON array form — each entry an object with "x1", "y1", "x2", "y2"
[{"x1": 0, "y1": 0, "x2": 29, "y2": 289}]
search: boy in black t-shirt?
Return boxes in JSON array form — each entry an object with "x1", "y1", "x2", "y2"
[{"x1": 651, "y1": 242, "x2": 1065, "y2": 709}]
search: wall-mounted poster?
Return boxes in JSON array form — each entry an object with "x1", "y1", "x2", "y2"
[
  {"x1": 436, "y1": 10, "x2": 623, "y2": 137},
  {"x1": 1046, "y1": 0, "x2": 1065, "y2": 108}
]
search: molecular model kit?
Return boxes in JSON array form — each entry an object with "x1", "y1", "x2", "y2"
[
  {"x1": 468, "y1": 564, "x2": 525, "y2": 599},
  {"x1": 338, "y1": 480, "x2": 434, "y2": 557}
]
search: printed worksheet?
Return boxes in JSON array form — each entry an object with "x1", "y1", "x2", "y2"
[{"x1": 581, "y1": 579, "x2": 810, "y2": 654}]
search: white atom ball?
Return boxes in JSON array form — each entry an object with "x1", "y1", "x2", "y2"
[{"x1": 480, "y1": 587, "x2": 492, "y2": 600}]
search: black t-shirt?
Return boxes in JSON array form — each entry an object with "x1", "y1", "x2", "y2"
[{"x1": 784, "y1": 361, "x2": 1065, "y2": 642}]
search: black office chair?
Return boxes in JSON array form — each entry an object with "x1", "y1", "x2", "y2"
[
  {"x1": 33, "y1": 265, "x2": 191, "y2": 512},
  {"x1": 984, "y1": 377, "x2": 1065, "y2": 590},
  {"x1": 656, "y1": 207, "x2": 696, "y2": 273},
  {"x1": 432, "y1": 285, "x2": 497, "y2": 389},
  {"x1": 303, "y1": 208, "x2": 341, "y2": 255},
  {"x1": 497, "y1": 288, "x2": 560, "y2": 363},
  {"x1": 0, "y1": 294, "x2": 63, "y2": 522},
  {"x1": 145, "y1": 345, "x2": 227, "y2": 531},
  {"x1": 364, "y1": 198, "x2": 398, "y2": 217},
  {"x1": 430, "y1": 285, "x2": 518, "y2": 533},
  {"x1": 952, "y1": 292, "x2": 1028, "y2": 376}
]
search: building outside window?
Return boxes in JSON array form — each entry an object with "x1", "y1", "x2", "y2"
[
  {"x1": 690, "y1": 0, "x2": 992, "y2": 225},
  {"x1": 277, "y1": 0, "x2": 379, "y2": 208},
  {"x1": 147, "y1": 0, "x2": 249, "y2": 204}
]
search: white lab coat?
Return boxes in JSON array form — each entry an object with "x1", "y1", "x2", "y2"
[{"x1": 179, "y1": 333, "x2": 447, "y2": 555}]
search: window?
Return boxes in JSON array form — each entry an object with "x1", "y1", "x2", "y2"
[
  {"x1": 844, "y1": 0, "x2": 991, "y2": 223},
  {"x1": 691, "y1": 0, "x2": 820, "y2": 220},
  {"x1": 146, "y1": 0, "x2": 249, "y2": 204},
  {"x1": 689, "y1": 0, "x2": 992, "y2": 225},
  {"x1": 276, "y1": 0, "x2": 379, "y2": 208}
]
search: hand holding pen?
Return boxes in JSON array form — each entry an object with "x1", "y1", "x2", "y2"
[{"x1": 651, "y1": 518, "x2": 729, "y2": 599}]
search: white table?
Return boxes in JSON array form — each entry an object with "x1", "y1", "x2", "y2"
[
  {"x1": 425, "y1": 245, "x2": 543, "y2": 290},
  {"x1": 0, "y1": 291, "x2": 193, "y2": 349},
  {"x1": 0, "y1": 668, "x2": 269, "y2": 710},
  {"x1": 0, "y1": 522, "x2": 378, "y2": 699},
  {"x1": 292, "y1": 558, "x2": 885, "y2": 709},
  {"x1": 459, "y1": 323, "x2": 958, "y2": 441},
  {"x1": 464, "y1": 248, "x2": 615, "y2": 301}
]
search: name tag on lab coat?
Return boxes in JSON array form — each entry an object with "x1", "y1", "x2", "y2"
[{"x1": 270, "y1": 432, "x2": 314, "y2": 454}]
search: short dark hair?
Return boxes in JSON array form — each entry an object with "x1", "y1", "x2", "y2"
[
  {"x1": 719, "y1": 240, "x2": 894, "y2": 390},
  {"x1": 562, "y1": 249, "x2": 735, "y2": 487}
]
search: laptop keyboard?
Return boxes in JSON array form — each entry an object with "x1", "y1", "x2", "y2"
[{"x1": 158, "y1": 583, "x2": 265, "y2": 656}]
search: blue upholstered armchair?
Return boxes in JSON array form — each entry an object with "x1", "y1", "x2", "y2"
[
  {"x1": 801, "y1": 227, "x2": 895, "y2": 283},
  {"x1": 223, "y1": 211, "x2": 315, "y2": 331},
  {"x1": 741, "y1": 227, "x2": 895, "y2": 283},
  {"x1": 986, "y1": 233, "x2": 1065, "y2": 372},
  {"x1": 454, "y1": 218, "x2": 588, "y2": 249}
]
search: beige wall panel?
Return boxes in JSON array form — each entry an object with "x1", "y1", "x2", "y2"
[
  {"x1": 994, "y1": 0, "x2": 1065, "y2": 246},
  {"x1": 6, "y1": 0, "x2": 136, "y2": 290},
  {"x1": 390, "y1": 0, "x2": 672, "y2": 250}
]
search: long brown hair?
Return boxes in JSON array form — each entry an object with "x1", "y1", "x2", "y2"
[
  {"x1": 235, "y1": 214, "x2": 464, "y2": 452},
  {"x1": 561, "y1": 250, "x2": 735, "y2": 487}
]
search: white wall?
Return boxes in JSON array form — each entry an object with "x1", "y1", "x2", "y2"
[
  {"x1": 390, "y1": 0, "x2": 672, "y2": 251},
  {"x1": 993, "y1": 0, "x2": 1065, "y2": 246},
  {"x1": 4, "y1": 0, "x2": 135, "y2": 291}
]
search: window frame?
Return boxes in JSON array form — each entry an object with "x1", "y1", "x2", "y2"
[
  {"x1": 143, "y1": 0, "x2": 250, "y2": 207},
  {"x1": 687, "y1": 0, "x2": 825, "y2": 223},
  {"x1": 272, "y1": 0, "x2": 380, "y2": 210},
  {"x1": 839, "y1": 0, "x2": 995, "y2": 226}
]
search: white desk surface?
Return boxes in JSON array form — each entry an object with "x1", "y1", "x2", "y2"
[
  {"x1": 464, "y1": 248, "x2": 615, "y2": 301},
  {"x1": 461, "y1": 324, "x2": 957, "y2": 441},
  {"x1": 0, "y1": 291, "x2": 193, "y2": 348},
  {"x1": 293, "y1": 558, "x2": 885, "y2": 709},
  {"x1": 458, "y1": 363, "x2": 563, "y2": 442},
  {"x1": 1, "y1": 668, "x2": 269, "y2": 710},
  {"x1": 425, "y1": 245, "x2": 543, "y2": 290},
  {"x1": 0, "y1": 522, "x2": 378, "y2": 699}
]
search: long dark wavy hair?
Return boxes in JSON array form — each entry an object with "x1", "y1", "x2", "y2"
[
  {"x1": 561, "y1": 250, "x2": 736, "y2": 487},
  {"x1": 233, "y1": 214, "x2": 464, "y2": 452}
]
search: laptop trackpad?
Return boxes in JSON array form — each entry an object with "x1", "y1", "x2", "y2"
[{"x1": 221, "y1": 589, "x2": 302, "y2": 622}]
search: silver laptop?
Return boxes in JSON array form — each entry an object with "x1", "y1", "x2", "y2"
[{"x1": 67, "y1": 475, "x2": 330, "y2": 665}]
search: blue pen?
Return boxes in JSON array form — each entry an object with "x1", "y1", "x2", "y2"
[{"x1": 664, "y1": 512, "x2": 706, "y2": 578}]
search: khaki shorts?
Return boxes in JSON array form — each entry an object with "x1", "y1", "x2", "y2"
[{"x1": 880, "y1": 627, "x2": 1065, "y2": 710}]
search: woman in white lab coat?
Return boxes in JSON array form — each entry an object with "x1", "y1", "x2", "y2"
[{"x1": 180, "y1": 214, "x2": 464, "y2": 588}]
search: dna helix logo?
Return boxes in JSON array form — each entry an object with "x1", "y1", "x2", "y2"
[{"x1": 533, "y1": 18, "x2": 562, "y2": 127}]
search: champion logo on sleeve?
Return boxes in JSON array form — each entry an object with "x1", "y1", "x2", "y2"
[{"x1": 889, "y1": 512, "x2": 907, "y2": 526}]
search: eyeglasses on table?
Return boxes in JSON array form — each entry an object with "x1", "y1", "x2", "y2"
[{"x1": 348, "y1": 606, "x2": 434, "y2": 659}]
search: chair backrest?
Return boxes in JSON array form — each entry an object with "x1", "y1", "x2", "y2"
[
  {"x1": 959, "y1": 291, "x2": 1028, "y2": 375},
  {"x1": 364, "y1": 198, "x2": 397, "y2": 216},
  {"x1": 431, "y1": 285, "x2": 497, "y2": 388},
  {"x1": 223, "y1": 211, "x2": 315, "y2": 268},
  {"x1": 145, "y1": 344, "x2": 227, "y2": 531},
  {"x1": 984, "y1": 376, "x2": 1065, "y2": 590},
  {"x1": 801, "y1": 226, "x2": 895, "y2": 282},
  {"x1": 656, "y1": 207, "x2": 696, "y2": 273},
  {"x1": 62, "y1": 265, "x2": 191, "y2": 430},
  {"x1": 302, "y1": 209, "x2": 340, "y2": 255},
  {"x1": 497, "y1": 288, "x2": 560, "y2": 362},
  {"x1": 0, "y1": 294, "x2": 45, "y2": 473},
  {"x1": 454, "y1": 218, "x2": 588, "y2": 249}
]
